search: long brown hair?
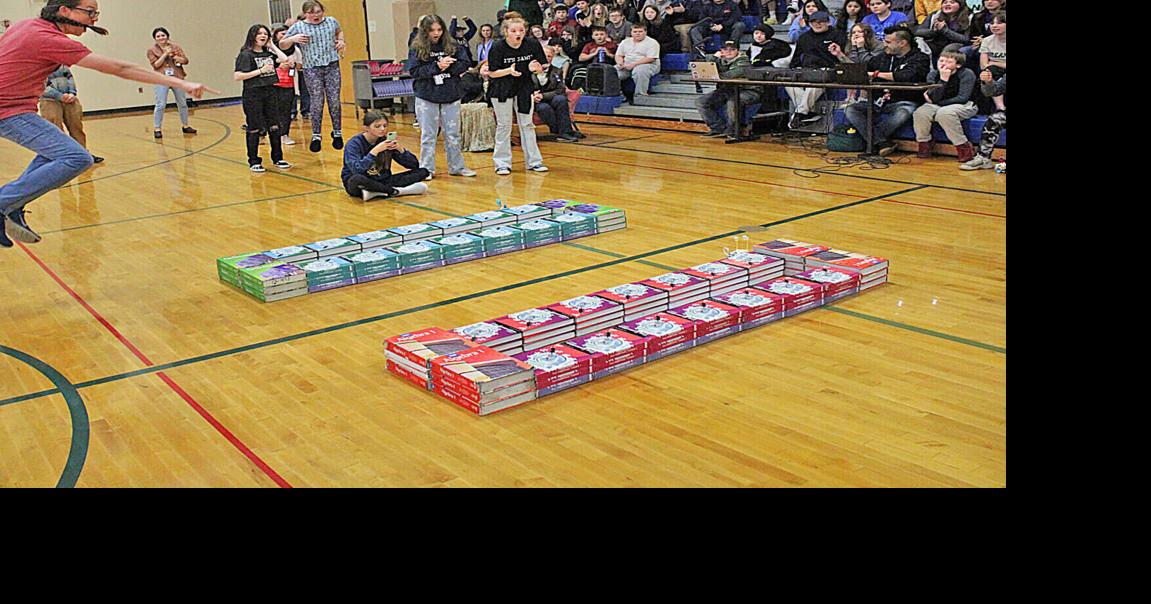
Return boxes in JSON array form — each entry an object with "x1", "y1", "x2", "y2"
[
  {"x1": 411, "y1": 14, "x2": 458, "y2": 61},
  {"x1": 40, "y1": 0, "x2": 108, "y2": 35},
  {"x1": 938, "y1": 0, "x2": 971, "y2": 32}
]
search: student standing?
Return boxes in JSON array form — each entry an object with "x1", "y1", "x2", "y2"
[
  {"x1": 39, "y1": 65, "x2": 103, "y2": 163},
  {"x1": 407, "y1": 14, "x2": 477, "y2": 179},
  {"x1": 0, "y1": 0, "x2": 214, "y2": 248},
  {"x1": 271, "y1": 25, "x2": 302, "y2": 146},
  {"x1": 234, "y1": 24, "x2": 291, "y2": 173},
  {"x1": 482, "y1": 16, "x2": 549, "y2": 176},
  {"x1": 281, "y1": 1, "x2": 346, "y2": 152},
  {"x1": 147, "y1": 27, "x2": 197, "y2": 139}
]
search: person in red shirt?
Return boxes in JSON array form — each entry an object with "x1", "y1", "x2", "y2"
[
  {"x1": 578, "y1": 26, "x2": 618, "y2": 64},
  {"x1": 0, "y1": 0, "x2": 216, "y2": 248}
]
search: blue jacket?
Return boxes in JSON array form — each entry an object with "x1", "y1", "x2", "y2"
[
  {"x1": 406, "y1": 40, "x2": 471, "y2": 104},
  {"x1": 697, "y1": 1, "x2": 743, "y2": 35},
  {"x1": 342, "y1": 133, "x2": 421, "y2": 185}
]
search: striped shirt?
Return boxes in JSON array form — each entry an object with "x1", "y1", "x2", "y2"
[{"x1": 285, "y1": 16, "x2": 341, "y2": 69}]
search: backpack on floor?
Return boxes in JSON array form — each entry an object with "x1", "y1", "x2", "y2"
[{"x1": 827, "y1": 123, "x2": 865, "y2": 152}]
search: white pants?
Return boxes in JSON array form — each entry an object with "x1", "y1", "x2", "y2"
[
  {"x1": 913, "y1": 102, "x2": 978, "y2": 145},
  {"x1": 785, "y1": 86, "x2": 824, "y2": 115},
  {"x1": 415, "y1": 98, "x2": 466, "y2": 174},
  {"x1": 616, "y1": 61, "x2": 660, "y2": 96},
  {"x1": 492, "y1": 98, "x2": 543, "y2": 170}
]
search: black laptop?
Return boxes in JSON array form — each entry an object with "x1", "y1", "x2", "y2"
[{"x1": 833, "y1": 62, "x2": 870, "y2": 85}]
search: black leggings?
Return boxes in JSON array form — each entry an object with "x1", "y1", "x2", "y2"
[{"x1": 344, "y1": 169, "x2": 430, "y2": 198}]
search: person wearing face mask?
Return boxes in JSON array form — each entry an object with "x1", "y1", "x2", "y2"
[
  {"x1": 0, "y1": 0, "x2": 215, "y2": 248},
  {"x1": 407, "y1": 14, "x2": 477, "y2": 179}
]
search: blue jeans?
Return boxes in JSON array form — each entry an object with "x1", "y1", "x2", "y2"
[
  {"x1": 843, "y1": 100, "x2": 919, "y2": 146},
  {"x1": 0, "y1": 112, "x2": 94, "y2": 214},
  {"x1": 154, "y1": 84, "x2": 189, "y2": 129}
]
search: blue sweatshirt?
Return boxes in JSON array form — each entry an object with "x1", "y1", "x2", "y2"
[
  {"x1": 341, "y1": 133, "x2": 421, "y2": 185},
  {"x1": 406, "y1": 40, "x2": 471, "y2": 104}
]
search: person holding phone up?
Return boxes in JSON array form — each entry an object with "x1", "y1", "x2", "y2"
[{"x1": 341, "y1": 110, "x2": 430, "y2": 201}]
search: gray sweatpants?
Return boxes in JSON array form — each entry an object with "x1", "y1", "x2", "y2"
[
  {"x1": 414, "y1": 98, "x2": 466, "y2": 175},
  {"x1": 492, "y1": 98, "x2": 544, "y2": 171}
]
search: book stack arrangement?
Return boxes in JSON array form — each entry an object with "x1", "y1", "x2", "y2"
[
  {"x1": 513, "y1": 344, "x2": 593, "y2": 397},
  {"x1": 430, "y1": 346, "x2": 538, "y2": 416},
  {"x1": 385, "y1": 327, "x2": 476, "y2": 389},
  {"x1": 752, "y1": 239, "x2": 889, "y2": 292},
  {"x1": 218, "y1": 200, "x2": 629, "y2": 302},
  {"x1": 387, "y1": 242, "x2": 890, "y2": 416}
]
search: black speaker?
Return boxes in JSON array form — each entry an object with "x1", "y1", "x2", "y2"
[{"x1": 585, "y1": 63, "x2": 621, "y2": 96}]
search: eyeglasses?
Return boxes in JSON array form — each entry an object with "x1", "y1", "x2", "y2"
[{"x1": 70, "y1": 6, "x2": 100, "y2": 18}]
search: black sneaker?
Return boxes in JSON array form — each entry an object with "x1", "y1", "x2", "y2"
[
  {"x1": 332, "y1": 134, "x2": 344, "y2": 150},
  {"x1": 573, "y1": 130, "x2": 587, "y2": 139},
  {"x1": 0, "y1": 226, "x2": 11, "y2": 248},
  {"x1": 876, "y1": 142, "x2": 897, "y2": 157},
  {"x1": 92, "y1": 155, "x2": 105, "y2": 164},
  {"x1": 4, "y1": 207, "x2": 41, "y2": 244},
  {"x1": 309, "y1": 138, "x2": 322, "y2": 153},
  {"x1": 182, "y1": 126, "x2": 197, "y2": 134},
  {"x1": 154, "y1": 130, "x2": 163, "y2": 139}
]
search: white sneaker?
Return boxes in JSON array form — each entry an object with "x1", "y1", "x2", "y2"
[
  {"x1": 249, "y1": 164, "x2": 266, "y2": 173},
  {"x1": 282, "y1": 136, "x2": 296, "y2": 145},
  {"x1": 495, "y1": 166, "x2": 511, "y2": 176},
  {"x1": 527, "y1": 165, "x2": 549, "y2": 173},
  {"x1": 959, "y1": 155, "x2": 995, "y2": 171},
  {"x1": 393, "y1": 182, "x2": 429, "y2": 197},
  {"x1": 362, "y1": 189, "x2": 390, "y2": 201},
  {"x1": 274, "y1": 160, "x2": 292, "y2": 170},
  {"x1": 449, "y1": 168, "x2": 477, "y2": 177}
]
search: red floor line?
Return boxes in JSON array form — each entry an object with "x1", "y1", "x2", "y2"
[
  {"x1": 545, "y1": 151, "x2": 865, "y2": 199},
  {"x1": 880, "y1": 199, "x2": 1006, "y2": 218},
  {"x1": 17, "y1": 241, "x2": 293, "y2": 489}
]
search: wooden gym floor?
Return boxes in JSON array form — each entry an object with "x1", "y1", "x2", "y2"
[{"x1": 0, "y1": 102, "x2": 1006, "y2": 488}]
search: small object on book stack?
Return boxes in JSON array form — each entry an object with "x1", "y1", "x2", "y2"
[
  {"x1": 641, "y1": 272, "x2": 711, "y2": 308},
  {"x1": 594, "y1": 282, "x2": 670, "y2": 321},
  {"x1": 712, "y1": 288, "x2": 786, "y2": 330},
  {"x1": 567, "y1": 328, "x2": 651, "y2": 380},
  {"x1": 430, "y1": 346, "x2": 537, "y2": 415},
  {"x1": 618, "y1": 312, "x2": 697, "y2": 362},
  {"x1": 720, "y1": 250, "x2": 786, "y2": 287},
  {"x1": 547, "y1": 295, "x2": 625, "y2": 336},
  {"x1": 494, "y1": 307, "x2": 576, "y2": 352},
  {"x1": 513, "y1": 344, "x2": 594, "y2": 397},
  {"x1": 683, "y1": 261, "x2": 750, "y2": 297},
  {"x1": 753, "y1": 276, "x2": 827, "y2": 316}
]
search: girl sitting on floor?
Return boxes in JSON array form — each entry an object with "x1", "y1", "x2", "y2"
[{"x1": 341, "y1": 110, "x2": 429, "y2": 201}]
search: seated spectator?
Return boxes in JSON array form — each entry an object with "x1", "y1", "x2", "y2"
[
  {"x1": 606, "y1": 7, "x2": 633, "y2": 42},
  {"x1": 978, "y1": 10, "x2": 1005, "y2": 111},
  {"x1": 546, "y1": 37, "x2": 574, "y2": 83},
  {"x1": 558, "y1": 25, "x2": 585, "y2": 62},
  {"x1": 690, "y1": 0, "x2": 746, "y2": 59},
  {"x1": 889, "y1": 0, "x2": 916, "y2": 23},
  {"x1": 589, "y1": 3, "x2": 611, "y2": 29},
  {"x1": 788, "y1": 1, "x2": 834, "y2": 43},
  {"x1": 912, "y1": 49, "x2": 977, "y2": 160},
  {"x1": 508, "y1": 0, "x2": 545, "y2": 27},
  {"x1": 829, "y1": 22, "x2": 882, "y2": 102},
  {"x1": 645, "y1": 0, "x2": 690, "y2": 25},
  {"x1": 785, "y1": 11, "x2": 845, "y2": 128},
  {"x1": 342, "y1": 110, "x2": 429, "y2": 201},
  {"x1": 616, "y1": 23, "x2": 662, "y2": 97},
  {"x1": 959, "y1": 72, "x2": 1005, "y2": 170},
  {"x1": 842, "y1": 26, "x2": 930, "y2": 155},
  {"x1": 913, "y1": 0, "x2": 940, "y2": 24},
  {"x1": 548, "y1": 4, "x2": 572, "y2": 37},
  {"x1": 962, "y1": 0, "x2": 1001, "y2": 72},
  {"x1": 530, "y1": 23, "x2": 548, "y2": 43},
  {"x1": 639, "y1": 4, "x2": 682, "y2": 56},
  {"x1": 449, "y1": 15, "x2": 478, "y2": 62},
  {"x1": 535, "y1": 45, "x2": 583, "y2": 142},
  {"x1": 835, "y1": 0, "x2": 871, "y2": 34},
  {"x1": 695, "y1": 40, "x2": 759, "y2": 139},
  {"x1": 580, "y1": 26, "x2": 620, "y2": 63},
  {"x1": 747, "y1": 24, "x2": 791, "y2": 66},
  {"x1": 569, "y1": 0, "x2": 592, "y2": 21},
  {"x1": 915, "y1": 0, "x2": 970, "y2": 63},
  {"x1": 862, "y1": 0, "x2": 909, "y2": 35}
]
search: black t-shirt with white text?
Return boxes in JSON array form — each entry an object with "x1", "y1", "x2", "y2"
[{"x1": 486, "y1": 37, "x2": 547, "y2": 111}]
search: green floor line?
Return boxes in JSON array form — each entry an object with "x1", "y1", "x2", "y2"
[{"x1": 823, "y1": 306, "x2": 1006, "y2": 354}]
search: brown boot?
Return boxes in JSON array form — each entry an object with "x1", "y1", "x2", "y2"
[
  {"x1": 955, "y1": 142, "x2": 975, "y2": 163},
  {"x1": 917, "y1": 141, "x2": 933, "y2": 159}
]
